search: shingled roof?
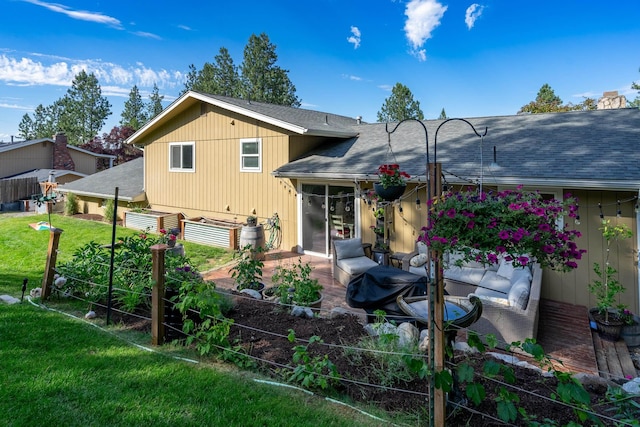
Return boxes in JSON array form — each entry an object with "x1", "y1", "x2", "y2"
[
  {"x1": 57, "y1": 158, "x2": 144, "y2": 202},
  {"x1": 274, "y1": 108, "x2": 640, "y2": 191}
]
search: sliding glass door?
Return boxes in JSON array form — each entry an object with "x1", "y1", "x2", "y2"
[{"x1": 301, "y1": 184, "x2": 356, "y2": 256}]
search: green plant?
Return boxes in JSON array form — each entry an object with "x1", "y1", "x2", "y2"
[
  {"x1": 229, "y1": 244, "x2": 264, "y2": 290},
  {"x1": 283, "y1": 330, "x2": 340, "y2": 390},
  {"x1": 246, "y1": 215, "x2": 257, "y2": 226},
  {"x1": 272, "y1": 258, "x2": 322, "y2": 306},
  {"x1": 422, "y1": 186, "x2": 585, "y2": 271},
  {"x1": 589, "y1": 219, "x2": 633, "y2": 322},
  {"x1": 376, "y1": 164, "x2": 410, "y2": 189},
  {"x1": 63, "y1": 192, "x2": 78, "y2": 216},
  {"x1": 103, "y1": 198, "x2": 116, "y2": 223}
]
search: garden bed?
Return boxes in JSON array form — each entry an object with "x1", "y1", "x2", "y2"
[
  {"x1": 181, "y1": 216, "x2": 242, "y2": 249},
  {"x1": 123, "y1": 210, "x2": 182, "y2": 233}
]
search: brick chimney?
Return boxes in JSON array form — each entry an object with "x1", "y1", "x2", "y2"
[
  {"x1": 597, "y1": 91, "x2": 627, "y2": 110},
  {"x1": 52, "y1": 132, "x2": 75, "y2": 170}
]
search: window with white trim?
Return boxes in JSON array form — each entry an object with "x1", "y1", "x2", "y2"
[
  {"x1": 169, "y1": 142, "x2": 195, "y2": 172},
  {"x1": 240, "y1": 138, "x2": 262, "y2": 172}
]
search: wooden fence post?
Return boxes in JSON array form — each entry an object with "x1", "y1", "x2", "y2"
[
  {"x1": 41, "y1": 227, "x2": 63, "y2": 300},
  {"x1": 151, "y1": 243, "x2": 168, "y2": 345}
]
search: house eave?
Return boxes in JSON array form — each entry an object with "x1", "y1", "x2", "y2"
[
  {"x1": 57, "y1": 187, "x2": 145, "y2": 202},
  {"x1": 273, "y1": 171, "x2": 640, "y2": 192}
]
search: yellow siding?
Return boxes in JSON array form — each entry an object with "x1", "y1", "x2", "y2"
[
  {"x1": 139, "y1": 102, "x2": 299, "y2": 250},
  {"x1": 0, "y1": 143, "x2": 52, "y2": 177}
]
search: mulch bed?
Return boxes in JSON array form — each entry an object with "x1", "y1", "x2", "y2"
[{"x1": 93, "y1": 294, "x2": 639, "y2": 425}]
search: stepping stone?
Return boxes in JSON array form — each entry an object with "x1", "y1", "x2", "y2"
[{"x1": 0, "y1": 295, "x2": 21, "y2": 304}]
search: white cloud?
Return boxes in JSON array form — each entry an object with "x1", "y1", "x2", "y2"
[
  {"x1": 404, "y1": 0, "x2": 447, "y2": 61},
  {"x1": 465, "y1": 4, "x2": 484, "y2": 30},
  {"x1": 132, "y1": 31, "x2": 162, "y2": 40},
  {"x1": 347, "y1": 26, "x2": 361, "y2": 49},
  {"x1": 0, "y1": 53, "x2": 184, "y2": 90},
  {"x1": 178, "y1": 25, "x2": 193, "y2": 31},
  {"x1": 22, "y1": 0, "x2": 123, "y2": 29},
  {"x1": 378, "y1": 84, "x2": 394, "y2": 92}
]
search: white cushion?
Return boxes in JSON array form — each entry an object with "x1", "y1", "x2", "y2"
[
  {"x1": 409, "y1": 265, "x2": 428, "y2": 276},
  {"x1": 477, "y1": 271, "x2": 512, "y2": 298},
  {"x1": 497, "y1": 259, "x2": 516, "y2": 279},
  {"x1": 334, "y1": 238, "x2": 365, "y2": 260},
  {"x1": 410, "y1": 253, "x2": 428, "y2": 267},
  {"x1": 508, "y1": 280, "x2": 531, "y2": 310},
  {"x1": 336, "y1": 256, "x2": 378, "y2": 275},
  {"x1": 417, "y1": 241, "x2": 428, "y2": 255},
  {"x1": 510, "y1": 267, "x2": 532, "y2": 284},
  {"x1": 444, "y1": 266, "x2": 485, "y2": 286}
]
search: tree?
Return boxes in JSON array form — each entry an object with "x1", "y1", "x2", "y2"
[
  {"x1": 376, "y1": 83, "x2": 424, "y2": 122},
  {"x1": 146, "y1": 83, "x2": 165, "y2": 120},
  {"x1": 629, "y1": 70, "x2": 640, "y2": 108},
  {"x1": 121, "y1": 85, "x2": 147, "y2": 130},
  {"x1": 80, "y1": 125, "x2": 140, "y2": 169},
  {"x1": 59, "y1": 71, "x2": 112, "y2": 145},
  {"x1": 518, "y1": 83, "x2": 596, "y2": 114},
  {"x1": 17, "y1": 113, "x2": 35, "y2": 140},
  {"x1": 438, "y1": 108, "x2": 448, "y2": 120},
  {"x1": 184, "y1": 48, "x2": 241, "y2": 98},
  {"x1": 240, "y1": 33, "x2": 300, "y2": 106}
]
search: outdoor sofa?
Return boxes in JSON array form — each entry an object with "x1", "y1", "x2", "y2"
[
  {"x1": 403, "y1": 247, "x2": 543, "y2": 346},
  {"x1": 332, "y1": 238, "x2": 379, "y2": 287}
]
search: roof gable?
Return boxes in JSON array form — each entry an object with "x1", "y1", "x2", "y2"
[{"x1": 127, "y1": 91, "x2": 362, "y2": 145}]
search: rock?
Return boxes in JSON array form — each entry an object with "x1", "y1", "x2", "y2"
[
  {"x1": 397, "y1": 322, "x2": 419, "y2": 348},
  {"x1": 419, "y1": 329, "x2": 430, "y2": 352},
  {"x1": 487, "y1": 351, "x2": 552, "y2": 377},
  {"x1": 329, "y1": 307, "x2": 350, "y2": 319},
  {"x1": 622, "y1": 377, "x2": 640, "y2": 395},
  {"x1": 239, "y1": 289, "x2": 262, "y2": 300},
  {"x1": 364, "y1": 322, "x2": 397, "y2": 337},
  {"x1": 85, "y1": 310, "x2": 96, "y2": 319},
  {"x1": 454, "y1": 341, "x2": 479, "y2": 354},
  {"x1": 30, "y1": 288, "x2": 41, "y2": 298},
  {"x1": 0, "y1": 294, "x2": 21, "y2": 304},
  {"x1": 291, "y1": 306, "x2": 314, "y2": 319},
  {"x1": 573, "y1": 373, "x2": 618, "y2": 389}
]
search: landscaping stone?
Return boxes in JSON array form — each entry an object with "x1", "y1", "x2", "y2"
[
  {"x1": 622, "y1": 377, "x2": 640, "y2": 395},
  {"x1": 0, "y1": 294, "x2": 20, "y2": 304},
  {"x1": 397, "y1": 322, "x2": 419, "y2": 348},
  {"x1": 290, "y1": 306, "x2": 314, "y2": 319},
  {"x1": 238, "y1": 289, "x2": 262, "y2": 300}
]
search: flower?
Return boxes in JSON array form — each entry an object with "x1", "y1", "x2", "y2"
[
  {"x1": 618, "y1": 306, "x2": 636, "y2": 326},
  {"x1": 419, "y1": 186, "x2": 586, "y2": 271},
  {"x1": 159, "y1": 227, "x2": 180, "y2": 244},
  {"x1": 377, "y1": 164, "x2": 410, "y2": 189}
]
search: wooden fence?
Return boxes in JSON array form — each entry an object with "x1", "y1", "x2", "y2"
[{"x1": 0, "y1": 177, "x2": 40, "y2": 204}]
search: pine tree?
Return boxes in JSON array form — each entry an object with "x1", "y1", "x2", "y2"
[
  {"x1": 146, "y1": 83, "x2": 165, "y2": 120},
  {"x1": 121, "y1": 85, "x2": 147, "y2": 130},
  {"x1": 376, "y1": 83, "x2": 424, "y2": 122}
]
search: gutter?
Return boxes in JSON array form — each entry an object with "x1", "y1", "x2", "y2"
[
  {"x1": 56, "y1": 187, "x2": 145, "y2": 203},
  {"x1": 272, "y1": 170, "x2": 640, "y2": 192}
]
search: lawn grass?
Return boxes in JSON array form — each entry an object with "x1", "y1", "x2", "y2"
[
  {"x1": 0, "y1": 213, "x2": 390, "y2": 426},
  {"x1": 0, "y1": 302, "x2": 385, "y2": 427},
  {"x1": 0, "y1": 213, "x2": 234, "y2": 296}
]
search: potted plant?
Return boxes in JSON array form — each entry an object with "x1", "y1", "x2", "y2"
[
  {"x1": 619, "y1": 306, "x2": 640, "y2": 347},
  {"x1": 246, "y1": 215, "x2": 258, "y2": 227},
  {"x1": 374, "y1": 164, "x2": 410, "y2": 201},
  {"x1": 159, "y1": 227, "x2": 180, "y2": 248},
  {"x1": 588, "y1": 220, "x2": 633, "y2": 341},
  {"x1": 271, "y1": 258, "x2": 323, "y2": 308},
  {"x1": 230, "y1": 244, "x2": 265, "y2": 292}
]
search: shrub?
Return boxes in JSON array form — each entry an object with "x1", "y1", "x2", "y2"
[
  {"x1": 103, "y1": 199, "x2": 117, "y2": 223},
  {"x1": 64, "y1": 192, "x2": 78, "y2": 216}
]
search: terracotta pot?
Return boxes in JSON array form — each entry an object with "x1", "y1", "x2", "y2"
[{"x1": 374, "y1": 183, "x2": 406, "y2": 201}]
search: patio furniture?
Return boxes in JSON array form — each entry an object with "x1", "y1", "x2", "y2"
[
  {"x1": 330, "y1": 214, "x2": 351, "y2": 239},
  {"x1": 345, "y1": 265, "x2": 427, "y2": 322},
  {"x1": 332, "y1": 238, "x2": 379, "y2": 287}
]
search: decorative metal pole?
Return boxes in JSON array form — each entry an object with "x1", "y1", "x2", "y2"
[{"x1": 386, "y1": 118, "x2": 488, "y2": 427}]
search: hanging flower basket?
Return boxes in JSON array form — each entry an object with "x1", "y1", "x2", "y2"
[{"x1": 374, "y1": 183, "x2": 406, "y2": 201}]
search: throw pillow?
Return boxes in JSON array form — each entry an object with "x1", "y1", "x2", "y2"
[
  {"x1": 334, "y1": 238, "x2": 365, "y2": 260},
  {"x1": 417, "y1": 241, "x2": 428, "y2": 255},
  {"x1": 497, "y1": 259, "x2": 516, "y2": 279},
  {"x1": 507, "y1": 281, "x2": 531, "y2": 310},
  {"x1": 410, "y1": 253, "x2": 428, "y2": 267}
]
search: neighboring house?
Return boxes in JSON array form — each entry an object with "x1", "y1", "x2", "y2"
[
  {"x1": 113, "y1": 90, "x2": 639, "y2": 313},
  {"x1": 0, "y1": 132, "x2": 116, "y2": 179},
  {"x1": 57, "y1": 157, "x2": 146, "y2": 215}
]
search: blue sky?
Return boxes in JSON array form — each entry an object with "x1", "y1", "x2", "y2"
[{"x1": 1, "y1": 0, "x2": 639, "y2": 142}]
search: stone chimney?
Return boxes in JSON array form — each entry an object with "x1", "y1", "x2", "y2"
[
  {"x1": 52, "y1": 132, "x2": 75, "y2": 170},
  {"x1": 597, "y1": 91, "x2": 627, "y2": 110}
]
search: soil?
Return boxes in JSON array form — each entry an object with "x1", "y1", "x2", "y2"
[{"x1": 98, "y1": 294, "x2": 640, "y2": 426}]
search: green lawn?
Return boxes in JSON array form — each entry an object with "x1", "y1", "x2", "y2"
[
  {"x1": 0, "y1": 213, "x2": 391, "y2": 426},
  {"x1": 0, "y1": 213, "x2": 233, "y2": 296}
]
